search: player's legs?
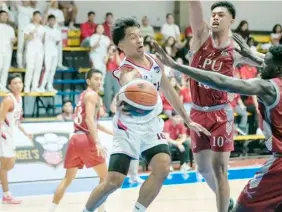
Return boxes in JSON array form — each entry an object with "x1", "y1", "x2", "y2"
[
  {"x1": 133, "y1": 145, "x2": 170, "y2": 211},
  {"x1": 51, "y1": 168, "x2": 78, "y2": 206},
  {"x1": 211, "y1": 151, "x2": 231, "y2": 212},
  {"x1": 0, "y1": 157, "x2": 21, "y2": 204},
  {"x1": 194, "y1": 150, "x2": 217, "y2": 192},
  {"x1": 93, "y1": 163, "x2": 108, "y2": 212},
  {"x1": 84, "y1": 153, "x2": 131, "y2": 212}
]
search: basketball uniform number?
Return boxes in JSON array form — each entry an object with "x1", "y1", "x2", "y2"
[
  {"x1": 157, "y1": 132, "x2": 166, "y2": 140},
  {"x1": 74, "y1": 106, "x2": 83, "y2": 125},
  {"x1": 212, "y1": 136, "x2": 224, "y2": 147}
]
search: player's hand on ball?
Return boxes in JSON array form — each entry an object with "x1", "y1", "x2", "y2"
[
  {"x1": 152, "y1": 41, "x2": 176, "y2": 68},
  {"x1": 187, "y1": 121, "x2": 211, "y2": 137},
  {"x1": 96, "y1": 143, "x2": 107, "y2": 158}
]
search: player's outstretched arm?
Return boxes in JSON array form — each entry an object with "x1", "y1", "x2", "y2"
[
  {"x1": 188, "y1": 0, "x2": 208, "y2": 39},
  {"x1": 97, "y1": 123, "x2": 113, "y2": 136}
]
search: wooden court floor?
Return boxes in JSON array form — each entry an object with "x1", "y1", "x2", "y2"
[{"x1": 1, "y1": 179, "x2": 248, "y2": 212}]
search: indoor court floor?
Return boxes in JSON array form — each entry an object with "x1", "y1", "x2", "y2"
[{"x1": 1, "y1": 166, "x2": 259, "y2": 212}]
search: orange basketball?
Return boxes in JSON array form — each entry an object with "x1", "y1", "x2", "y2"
[{"x1": 124, "y1": 81, "x2": 158, "y2": 107}]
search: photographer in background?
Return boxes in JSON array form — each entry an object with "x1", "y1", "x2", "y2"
[{"x1": 103, "y1": 44, "x2": 122, "y2": 116}]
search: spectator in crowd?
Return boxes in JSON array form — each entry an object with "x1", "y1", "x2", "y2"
[
  {"x1": 161, "y1": 13, "x2": 180, "y2": 43},
  {"x1": 89, "y1": 24, "x2": 110, "y2": 75},
  {"x1": 46, "y1": 0, "x2": 67, "y2": 70},
  {"x1": 170, "y1": 57, "x2": 184, "y2": 83},
  {"x1": 161, "y1": 76, "x2": 180, "y2": 117},
  {"x1": 235, "y1": 20, "x2": 250, "y2": 41},
  {"x1": 179, "y1": 77, "x2": 192, "y2": 115},
  {"x1": 164, "y1": 111, "x2": 192, "y2": 172},
  {"x1": 143, "y1": 35, "x2": 154, "y2": 53},
  {"x1": 140, "y1": 16, "x2": 154, "y2": 38},
  {"x1": 56, "y1": 100, "x2": 74, "y2": 121},
  {"x1": 30, "y1": 0, "x2": 37, "y2": 9},
  {"x1": 0, "y1": 10, "x2": 16, "y2": 92},
  {"x1": 39, "y1": 14, "x2": 60, "y2": 93},
  {"x1": 162, "y1": 36, "x2": 178, "y2": 59},
  {"x1": 270, "y1": 24, "x2": 282, "y2": 46},
  {"x1": 15, "y1": 1, "x2": 35, "y2": 68},
  {"x1": 103, "y1": 12, "x2": 113, "y2": 39},
  {"x1": 176, "y1": 36, "x2": 192, "y2": 65},
  {"x1": 184, "y1": 25, "x2": 192, "y2": 38},
  {"x1": 80, "y1": 11, "x2": 96, "y2": 47},
  {"x1": 24, "y1": 11, "x2": 45, "y2": 93},
  {"x1": 58, "y1": 0, "x2": 77, "y2": 29},
  {"x1": 0, "y1": 0, "x2": 15, "y2": 25},
  {"x1": 103, "y1": 44, "x2": 121, "y2": 116},
  {"x1": 246, "y1": 37, "x2": 257, "y2": 53}
]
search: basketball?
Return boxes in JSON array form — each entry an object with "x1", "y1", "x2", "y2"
[{"x1": 124, "y1": 80, "x2": 158, "y2": 107}]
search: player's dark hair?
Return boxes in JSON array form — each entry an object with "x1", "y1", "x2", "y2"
[
  {"x1": 0, "y1": 10, "x2": 7, "y2": 15},
  {"x1": 85, "y1": 69, "x2": 103, "y2": 80},
  {"x1": 33, "y1": 11, "x2": 41, "y2": 16},
  {"x1": 88, "y1": 11, "x2": 95, "y2": 16},
  {"x1": 47, "y1": 14, "x2": 56, "y2": 20},
  {"x1": 112, "y1": 17, "x2": 140, "y2": 46},
  {"x1": 106, "y1": 12, "x2": 113, "y2": 17},
  {"x1": 63, "y1": 100, "x2": 72, "y2": 105},
  {"x1": 8, "y1": 73, "x2": 22, "y2": 85},
  {"x1": 269, "y1": 45, "x2": 282, "y2": 62},
  {"x1": 166, "y1": 13, "x2": 173, "y2": 19},
  {"x1": 211, "y1": 1, "x2": 236, "y2": 19}
]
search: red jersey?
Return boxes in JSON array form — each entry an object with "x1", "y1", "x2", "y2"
[
  {"x1": 73, "y1": 89, "x2": 99, "y2": 133},
  {"x1": 164, "y1": 119, "x2": 186, "y2": 140},
  {"x1": 189, "y1": 35, "x2": 237, "y2": 106},
  {"x1": 258, "y1": 78, "x2": 282, "y2": 153},
  {"x1": 180, "y1": 87, "x2": 192, "y2": 103}
]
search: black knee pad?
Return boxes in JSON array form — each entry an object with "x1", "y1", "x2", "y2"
[
  {"x1": 108, "y1": 154, "x2": 131, "y2": 175},
  {"x1": 141, "y1": 144, "x2": 170, "y2": 165}
]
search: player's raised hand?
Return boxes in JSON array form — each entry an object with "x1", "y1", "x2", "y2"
[
  {"x1": 232, "y1": 33, "x2": 253, "y2": 58},
  {"x1": 96, "y1": 143, "x2": 108, "y2": 158},
  {"x1": 152, "y1": 41, "x2": 176, "y2": 68},
  {"x1": 187, "y1": 121, "x2": 211, "y2": 137}
]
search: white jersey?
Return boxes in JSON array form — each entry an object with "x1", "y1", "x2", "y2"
[
  {"x1": 1, "y1": 94, "x2": 22, "y2": 143},
  {"x1": 113, "y1": 53, "x2": 163, "y2": 124}
]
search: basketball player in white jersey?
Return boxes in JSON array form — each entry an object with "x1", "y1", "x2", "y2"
[
  {"x1": 82, "y1": 17, "x2": 209, "y2": 212},
  {"x1": 0, "y1": 10, "x2": 16, "y2": 92},
  {"x1": 0, "y1": 73, "x2": 32, "y2": 204}
]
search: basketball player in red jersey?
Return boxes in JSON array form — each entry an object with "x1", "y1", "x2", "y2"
[
  {"x1": 50, "y1": 69, "x2": 111, "y2": 212},
  {"x1": 0, "y1": 74, "x2": 32, "y2": 204},
  {"x1": 153, "y1": 37, "x2": 282, "y2": 212},
  {"x1": 176, "y1": 1, "x2": 265, "y2": 211},
  {"x1": 82, "y1": 17, "x2": 209, "y2": 212}
]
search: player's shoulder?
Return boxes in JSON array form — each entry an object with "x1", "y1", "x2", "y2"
[{"x1": 84, "y1": 89, "x2": 99, "y2": 101}]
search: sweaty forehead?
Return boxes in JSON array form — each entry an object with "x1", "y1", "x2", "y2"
[
  {"x1": 212, "y1": 7, "x2": 231, "y2": 16},
  {"x1": 125, "y1": 27, "x2": 140, "y2": 37}
]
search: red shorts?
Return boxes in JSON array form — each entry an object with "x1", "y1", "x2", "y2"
[
  {"x1": 237, "y1": 156, "x2": 282, "y2": 212},
  {"x1": 190, "y1": 106, "x2": 234, "y2": 153},
  {"x1": 64, "y1": 134, "x2": 105, "y2": 169}
]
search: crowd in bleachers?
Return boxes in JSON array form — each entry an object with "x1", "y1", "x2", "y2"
[{"x1": 1, "y1": 0, "x2": 282, "y2": 169}]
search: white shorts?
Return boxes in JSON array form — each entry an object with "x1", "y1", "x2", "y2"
[
  {"x1": 112, "y1": 116, "x2": 168, "y2": 160},
  {"x1": 0, "y1": 135, "x2": 16, "y2": 158}
]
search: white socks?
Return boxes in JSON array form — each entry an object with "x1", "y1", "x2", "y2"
[
  {"x1": 3, "y1": 191, "x2": 11, "y2": 197},
  {"x1": 49, "y1": 203, "x2": 57, "y2": 212},
  {"x1": 133, "y1": 202, "x2": 146, "y2": 212}
]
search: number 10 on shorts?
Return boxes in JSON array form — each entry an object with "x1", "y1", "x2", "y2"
[{"x1": 212, "y1": 136, "x2": 225, "y2": 147}]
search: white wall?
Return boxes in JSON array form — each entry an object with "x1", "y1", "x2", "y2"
[{"x1": 76, "y1": 1, "x2": 175, "y2": 27}]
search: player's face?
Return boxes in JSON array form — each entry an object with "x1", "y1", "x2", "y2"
[
  {"x1": 261, "y1": 52, "x2": 282, "y2": 79},
  {"x1": 9, "y1": 77, "x2": 23, "y2": 94},
  {"x1": 119, "y1": 27, "x2": 144, "y2": 57},
  {"x1": 210, "y1": 7, "x2": 234, "y2": 33},
  {"x1": 0, "y1": 12, "x2": 8, "y2": 23},
  {"x1": 88, "y1": 73, "x2": 103, "y2": 92}
]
